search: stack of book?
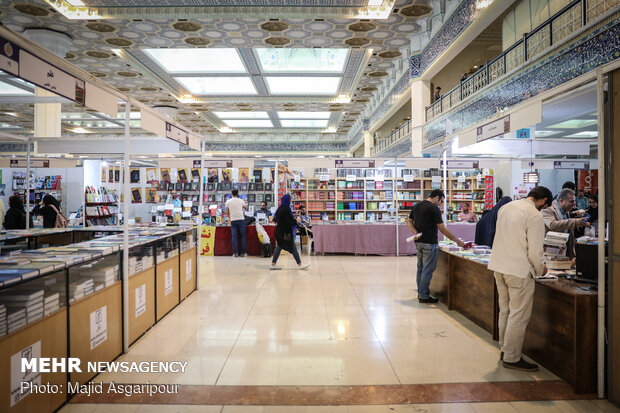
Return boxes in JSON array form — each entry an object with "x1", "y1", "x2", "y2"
[
  {"x1": 88, "y1": 264, "x2": 119, "y2": 290},
  {"x1": 44, "y1": 292, "x2": 60, "y2": 316},
  {"x1": 0, "y1": 289, "x2": 44, "y2": 331},
  {"x1": 0, "y1": 304, "x2": 6, "y2": 337},
  {"x1": 69, "y1": 278, "x2": 94, "y2": 302},
  {"x1": 543, "y1": 231, "x2": 571, "y2": 270}
]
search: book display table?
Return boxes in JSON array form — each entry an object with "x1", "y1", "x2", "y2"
[{"x1": 0, "y1": 226, "x2": 198, "y2": 412}]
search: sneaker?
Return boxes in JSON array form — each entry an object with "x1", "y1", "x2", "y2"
[
  {"x1": 502, "y1": 358, "x2": 538, "y2": 371},
  {"x1": 233, "y1": 253, "x2": 239, "y2": 257},
  {"x1": 298, "y1": 263, "x2": 310, "y2": 270},
  {"x1": 270, "y1": 265, "x2": 282, "y2": 270},
  {"x1": 418, "y1": 296, "x2": 439, "y2": 303},
  {"x1": 240, "y1": 253, "x2": 247, "y2": 257}
]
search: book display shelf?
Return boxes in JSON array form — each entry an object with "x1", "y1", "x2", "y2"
[
  {"x1": 290, "y1": 168, "x2": 493, "y2": 222},
  {"x1": 152, "y1": 180, "x2": 201, "y2": 223},
  {"x1": 203, "y1": 181, "x2": 275, "y2": 224},
  {"x1": 84, "y1": 186, "x2": 119, "y2": 227},
  {"x1": 0, "y1": 226, "x2": 197, "y2": 413}
]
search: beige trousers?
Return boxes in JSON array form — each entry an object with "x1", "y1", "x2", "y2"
[{"x1": 494, "y1": 271, "x2": 535, "y2": 363}]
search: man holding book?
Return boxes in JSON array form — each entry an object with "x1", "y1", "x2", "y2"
[{"x1": 541, "y1": 189, "x2": 589, "y2": 259}]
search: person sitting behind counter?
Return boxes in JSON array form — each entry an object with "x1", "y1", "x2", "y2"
[
  {"x1": 254, "y1": 201, "x2": 272, "y2": 221},
  {"x1": 541, "y1": 188, "x2": 589, "y2": 259},
  {"x1": 458, "y1": 203, "x2": 478, "y2": 223}
]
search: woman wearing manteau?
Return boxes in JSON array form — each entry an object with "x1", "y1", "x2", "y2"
[
  {"x1": 4, "y1": 195, "x2": 33, "y2": 229},
  {"x1": 31, "y1": 194, "x2": 61, "y2": 228},
  {"x1": 270, "y1": 194, "x2": 310, "y2": 270}
]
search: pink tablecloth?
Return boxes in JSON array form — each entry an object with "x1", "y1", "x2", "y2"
[{"x1": 314, "y1": 223, "x2": 476, "y2": 256}]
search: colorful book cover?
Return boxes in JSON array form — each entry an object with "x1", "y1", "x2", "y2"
[
  {"x1": 253, "y1": 168, "x2": 262, "y2": 183},
  {"x1": 239, "y1": 168, "x2": 249, "y2": 183},
  {"x1": 222, "y1": 169, "x2": 233, "y2": 183},
  {"x1": 146, "y1": 168, "x2": 157, "y2": 183},
  {"x1": 131, "y1": 188, "x2": 142, "y2": 203},
  {"x1": 161, "y1": 168, "x2": 171, "y2": 183},
  {"x1": 130, "y1": 169, "x2": 140, "y2": 183},
  {"x1": 191, "y1": 168, "x2": 200, "y2": 181},
  {"x1": 208, "y1": 169, "x2": 219, "y2": 182},
  {"x1": 101, "y1": 165, "x2": 107, "y2": 183},
  {"x1": 177, "y1": 168, "x2": 188, "y2": 183},
  {"x1": 146, "y1": 189, "x2": 156, "y2": 203}
]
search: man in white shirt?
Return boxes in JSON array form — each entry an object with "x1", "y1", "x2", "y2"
[
  {"x1": 225, "y1": 188, "x2": 247, "y2": 257},
  {"x1": 488, "y1": 186, "x2": 552, "y2": 372}
]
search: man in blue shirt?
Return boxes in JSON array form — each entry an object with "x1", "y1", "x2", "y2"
[{"x1": 575, "y1": 189, "x2": 589, "y2": 211}]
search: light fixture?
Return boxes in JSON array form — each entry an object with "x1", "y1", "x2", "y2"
[
  {"x1": 334, "y1": 95, "x2": 351, "y2": 103},
  {"x1": 44, "y1": 0, "x2": 102, "y2": 19},
  {"x1": 523, "y1": 172, "x2": 539, "y2": 183},
  {"x1": 219, "y1": 127, "x2": 233, "y2": 133}
]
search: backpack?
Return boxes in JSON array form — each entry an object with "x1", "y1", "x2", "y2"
[{"x1": 49, "y1": 204, "x2": 68, "y2": 228}]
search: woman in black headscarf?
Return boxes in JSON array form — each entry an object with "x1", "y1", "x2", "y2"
[
  {"x1": 270, "y1": 193, "x2": 309, "y2": 270},
  {"x1": 31, "y1": 194, "x2": 61, "y2": 228},
  {"x1": 4, "y1": 195, "x2": 34, "y2": 229},
  {"x1": 475, "y1": 196, "x2": 512, "y2": 247}
]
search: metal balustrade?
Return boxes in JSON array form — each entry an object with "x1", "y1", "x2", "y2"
[
  {"x1": 370, "y1": 119, "x2": 412, "y2": 156},
  {"x1": 424, "y1": 0, "x2": 618, "y2": 122}
]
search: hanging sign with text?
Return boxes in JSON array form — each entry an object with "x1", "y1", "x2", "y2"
[
  {"x1": 335, "y1": 159, "x2": 375, "y2": 168},
  {"x1": 476, "y1": 116, "x2": 510, "y2": 142}
]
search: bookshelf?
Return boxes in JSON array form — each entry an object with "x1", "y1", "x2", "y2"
[
  {"x1": 152, "y1": 181, "x2": 201, "y2": 223},
  {"x1": 289, "y1": 169, "x2": 493, "y2": 222},
  {"x1": 84, "y1": 186, "x2": 119, "y2": 226},
  {"x1": 202, "y1": 181, "x2": 275, "y2": 224}
]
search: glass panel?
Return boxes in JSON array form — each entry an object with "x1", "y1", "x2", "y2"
[
  {"x1": 222, "y1": 119, "x2": 274, "y2": 128},
  {"x1": 531, "y1": 0, "x2": 551, "y2": 28},
  {"x1": 155, "y1": 236, "x2": 179, "y2": 263},
  {"x1": 586, "y1": 0, "x2": 617, "y2": 22},
  {"x1": 489, "y1": 58, "x2": 505, "y2": 82},
  {"x1": 552, "y1": 3, "x2": 583, "y2": 44},
  {"x1": 473, "y1": 69, "x2": 488, "y2": 92},
  {"x1": 256, "y1": 48, "x2": 349, "y2": 73},
  {"x1": 0, "y1": 80, "x2": 33, "y2": 95},
  {"x1": 506, "y1": 41, "x2": 525, "y2": 72},
  {"x1": 144, "y1": 49, "x2": 247, "y2": 73},
  {"x1": 450, "y1": 88, "x2": 462, "y2": 106},
  {"x1": 177, "y1": 229, "x2": 197, "y2": 254},
  {"x1": 550, "y1": 0, "x2": 571, "y2": 15},
  {"x1": 527, "y1": 25, "x2": 551, "y2": 58},
  {"x1": 277, "y1": 112, "x2": 331, "y2": 119},
  {"x1": 280, "y1": 119, "x2": 329, "y2": 128},
  {"x1": 265, "y1": 77, "x2": 341, "y2": 95},
  {"x1": 213, "y1": 111, "x2": 269, "y2": 119},
  {"x1": 175, "y1": 77, "x2": 257, "y2": 95},
  {"x1": 128, "y1": 244, "x2": 154, "y2": 276},
  {"x1": 462, "y1": 78, "x2": 473, "y2": 99},
  {"x1": 68, "y1": 252, "x2": 121, "y2": 303}
]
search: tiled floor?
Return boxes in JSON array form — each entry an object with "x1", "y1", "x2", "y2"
[{"x1": 62, "y1": 255, "x2": 620, "y2": 412}]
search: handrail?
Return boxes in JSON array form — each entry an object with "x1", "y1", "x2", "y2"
[
  {"x1": 370, "y1": 119, "x2": 412, "y2": 155},
  {"x1": 424, "y1": 0, "x2": 612, "y2": 122}
]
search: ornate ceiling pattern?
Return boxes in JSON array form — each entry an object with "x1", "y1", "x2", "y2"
[{"x1": 0, "y1": 0, "x2": 436, "y2": 149}]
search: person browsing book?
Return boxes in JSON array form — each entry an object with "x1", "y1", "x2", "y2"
[
  {"x1": 31, "y1": 194, "x2": 61, "y2": 228},
  {"x1": 225, "y1": 188, "x2": 247, "y2": 257},
  {"x1": 406, "y1": 189, "x2": 465, "y2": 303},
  {"x1": 488, "y1": 186, "x2": 552, "y2": 372},
  {"x1": 4, "y1": 195, "x2": 33, "y2": 229}
]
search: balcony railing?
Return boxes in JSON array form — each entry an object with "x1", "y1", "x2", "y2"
[
  {"x1": 370, "y1": 119, "x2": 412, "y2": 156},
  {"x1": 425, "y1": 0, "x2": 618, "y2": 122}
]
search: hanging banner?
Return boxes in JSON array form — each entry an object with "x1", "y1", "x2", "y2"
[
  {"x1": 440, "y1": 160, "x2": 479, "y2": 169},
  {"x1": 200, "y1": 226, "x2": 215, "y2": 256},
  {"x1": 476, "y1": 116, "x2": 510, "y2": 142},
  {"x1": 578, "y1": 170, "x2": 598, "y2": 194},
  {"x1": 204, "y1": 160, "x2": 233, "y2": 168},
  {"x1": 10, "y1": 159, "x2": 49, "y2": 168},
  {"x1": 165, "y1": 122, "x2": 189, "y2": 145},
  {"x1": 335, "y1": 159, "x2": 375, "y2": 168},
  {"x1": 554, "y1": 161, "x2": 590, "y2": 169}
]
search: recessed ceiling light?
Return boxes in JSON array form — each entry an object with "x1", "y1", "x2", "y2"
[
  {"x1": 548, "y1": 119, "x2": 598, "y2": 129},
  {"x1": 534, "y1": 130, "x2": 560, "y2": 137},
  {"x1": 564, "y1": 131, "x2": 598, "y2": 138}
]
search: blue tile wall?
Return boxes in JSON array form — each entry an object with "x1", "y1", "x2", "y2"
[{"x1": 422, "y1": 18, "x2": 620, "y2": 148}]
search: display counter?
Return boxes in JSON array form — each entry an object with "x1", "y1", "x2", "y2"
[
  {"x1": 314, "y1": 223, "x2": 476, "y2": 255},
  {"x1": 214, "y1": 224, "x2": 276, "y2": 256},
  {"x1": 432, "y1": 248, "x2": 597, "y2": 394},
  {"x1": 0, "y1": 226, "x2": 198, "y2": 412}
]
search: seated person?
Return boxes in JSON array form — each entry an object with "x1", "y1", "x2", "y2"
[
  {"x1": 458, "y1": 203, "x2": 478, "y2": 223},
  {"x1": 254, "y1": 201, "x2": 272, "y2": 220},
  {"x1": 586, "y1": 194, "x2": 598, "y2": 225},
  {"x1": 541, "y1": 189, "x2": 589, "y2": 259},
  {"x1": 296, "y1": 204, "x2": 312, "y2": 236}
]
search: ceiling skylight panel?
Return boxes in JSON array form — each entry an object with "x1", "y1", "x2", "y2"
[
  {"x1": 256, "y1": 48, "x2": 349, "y2": 73},
  {"x1": 222, "y1": 119, "x2": 273, "y2": 128},
  {"x1": 266, "y1": 77, "x2": 341, "y2": 95},
  {"x1": 277, "y1": 112, "x2": 331, "y2": 119},
  {"x1": 280, "y1": 119, "x2": 329, "y2": 128},
  {"x1": 213, "y1": 111, "x2": 270, "y2": 119},
  {"x1": 144, "y1": 49, "x2": 247, "y2": 73},
  {"x1": 175, "y1": 77, "x2": 257, "y2": 95}
]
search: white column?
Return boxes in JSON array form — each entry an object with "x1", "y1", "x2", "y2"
[
  {"x1": 122, "y1": 103, "x2": 130, "y2": 353},
  {"x1": 411, "y1": 80, "x2": 431, "y2": 157},
  {"x1": 363, "y1": 132, "x2": 373, "y2": 157},
  {"x1": 197, "y1": 140, "x2": 205, "y2": 290}
]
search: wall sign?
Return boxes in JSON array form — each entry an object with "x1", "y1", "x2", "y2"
[
  {"x1": 440, "y1": 160, "x2": 479, "y2": 169},
  {"x1": 553, "y1": 161, "x2": 590, "y2": 169},
  {"x1": 90, "y1": 306, "x2": 108, "y2": 350},
  {"x1": 165, "y1": 122, "x2": 189, "y2": 145},
  {"x1": 476, "y1": 116, "x2": 510, "y2": 142},
  {"x1": 203, "y1": 160, "x2": 233, "y2": 168},
  {"x1": 185, "y1": 258, "x2": 192, "y2": 281},
  {"x1": 516, "y1": 128, "x2": 530, "y2": 139},
  {"x1": 193, "y1": 160, "x2": 201, "y2": 168},
  {"x1": 0, "y1": 38, "x2": 20, "y2": 76},
  {"x1": 10, "y1": 159, "x2": 49, "y2": 168},
  {"x1": 335, "y1": 159, "x2": 375, "y2": 168},
  {"x1": 319, "y1": 174, "x2": 330, "y2": 181}
]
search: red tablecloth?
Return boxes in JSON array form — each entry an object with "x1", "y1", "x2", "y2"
[{"x1": 214, "y1": 225, "x2": 276, "y2": 256}]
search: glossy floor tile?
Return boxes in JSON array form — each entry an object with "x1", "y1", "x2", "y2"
[{"x1": 62, "y1": 255, "x2": 619, "y2": 411}]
